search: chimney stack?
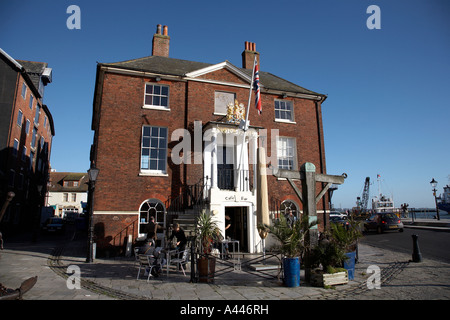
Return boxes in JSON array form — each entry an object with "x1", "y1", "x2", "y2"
[
  {"x1": 152, "y1": 24, "x2": 170, "y2": 57},
  {"x1": 242, "y1": 41, "x2": 260, "y2": 70}
]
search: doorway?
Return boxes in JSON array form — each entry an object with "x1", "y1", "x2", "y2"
[{"x1": 225, "y1": 206, "x2": 248, "y2": 252}]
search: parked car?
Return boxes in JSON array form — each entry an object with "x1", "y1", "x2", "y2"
[
  {"x1": 42, "y1": 217, "x2": 66, "y2": 234},
  {"x1": 330, "y1": 215, "x2": 350, "y2": 229},
  {"x1": 364, "y1": 212, "x2": 404, "y2": 233},
  {"x1": 330, "y1": 211, "x2": 347, "y2": 219}
]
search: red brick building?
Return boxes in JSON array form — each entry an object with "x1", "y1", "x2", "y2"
[
  {"x1": 91, "y1": 25, "x2": 329, "y2": 253},
  {"x1": 0, "y1": 48, "x2": 55, "y2": 234}
]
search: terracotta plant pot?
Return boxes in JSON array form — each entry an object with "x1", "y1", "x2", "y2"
[{"x1": 198, "y1": 256, "x2": 216, "y2": 283}]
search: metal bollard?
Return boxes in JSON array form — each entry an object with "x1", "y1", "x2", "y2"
[{"x1": 411, "y1": 234, "x2": 422, "y2": 262}]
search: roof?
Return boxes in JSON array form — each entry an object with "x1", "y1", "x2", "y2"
[
  {"x1": 48, "y1": 172, "x2": 89, "y2": 193},
  {"x1": 100, "y1": 55, "x2": 324, "y2": 97},
  {"x1": 16, "y1": 60, "x2": 48, "y2": 90}
]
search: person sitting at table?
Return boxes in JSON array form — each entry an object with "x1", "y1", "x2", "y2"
[{"x1": 137, "y1": 238, "x2": 163, "y2": 277}]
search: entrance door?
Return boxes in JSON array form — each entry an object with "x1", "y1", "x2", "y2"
[
  {"x1": 225, "y1": 206, "x2": 248, "y2": 252},
  {"x1": 218, "y1": 146, "x2": 234, "y2": 190}
]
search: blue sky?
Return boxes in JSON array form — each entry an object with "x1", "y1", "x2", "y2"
[{"x1": 1, "y1": 0, "x2": 449, "y2": 209}]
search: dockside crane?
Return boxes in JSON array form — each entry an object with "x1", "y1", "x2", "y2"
[{"x1": 356, "y1": 177, "x2": 370, "y2": 215}]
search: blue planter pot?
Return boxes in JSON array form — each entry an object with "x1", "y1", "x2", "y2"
[
  {"x1": 344, "y1": 251, "x2": 356, "y2": 280},
  {"x1": 283, "y1": 257, "x2": 300, "y2": 287}
]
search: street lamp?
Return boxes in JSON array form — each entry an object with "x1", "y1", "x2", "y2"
[
  {"x1": 86, "y1": 166, "x2": 99, "y2": 262},
  {"x1": 430, "y1": 178, "x2": 440, "y2": 221},
  {"x1": 32, "y1": 184, "x2": 44, "y2": 242},
  {"x1": 0, "y1": 191, "x2": 15, "y2": 222}
]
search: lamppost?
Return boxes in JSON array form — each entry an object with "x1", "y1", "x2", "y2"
[
  {"x1": 32, "y1": 184, "x2": 44, "y2": 242},
  {"x1": 430, "y1": 178, "x2": 440, "y2": 221},
  {"x1": 86, "y1": 166, "x2": 99, "y2": 263},
  {"x1": 0, "y1": 191, "x2": 15, "y2": 222}
]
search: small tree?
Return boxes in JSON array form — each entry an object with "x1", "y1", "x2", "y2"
[
  {"x1": 195, "y1": 212, "x2": 221, "y2": 255},
  {"x1": 310, "y1": 220, "x2": 362, "y2": 273},
  {"x1": 331, "y1": 216, "x2": 363, "y2": 252},
  {"x1": 264, "y1": 214, "x2": 316, "y2": 258}
]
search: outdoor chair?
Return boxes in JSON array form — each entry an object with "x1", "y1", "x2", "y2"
[
  {"x1": 136, "y1": 254, "x2": 157, "y2": 282},
  {"x1": 134, "y1": 248, "x2": 140, "y2": 266},
  {"x1": 169, "y1": 249, "x2": 190, "y2": 276}
]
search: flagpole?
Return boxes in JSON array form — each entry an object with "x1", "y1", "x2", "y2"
[
  {"x1": 244, "y1": 55, "x2": 258, "y2": 131},
  {"x1": 237, "y1": 55, "x2": 258, "y2": 172}
]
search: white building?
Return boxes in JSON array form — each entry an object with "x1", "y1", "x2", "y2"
[{"x1": 47, "y1": 172, "x2": 88, "y2": 218}]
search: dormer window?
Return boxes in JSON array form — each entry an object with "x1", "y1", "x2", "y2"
[{"x1": 63, "y1": 180, "x2": 79, "y2": 187}]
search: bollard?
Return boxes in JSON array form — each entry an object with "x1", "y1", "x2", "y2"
[{"x1": 411, "y1": 234, "x2": 422, "y2": 262}]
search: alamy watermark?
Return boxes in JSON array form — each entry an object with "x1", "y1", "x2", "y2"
[
  {"x1": 66, "y1": 265, "x2": 81, "y2": 290},
  {"x1": 367, "y1": 5, "x2": 381, "y2": 30},
  {"x1": 66, "y1": 5, "x2": 380, "y2": 31},
  {"x1": 366, "y1": 265, "x2": 381, "y2": 289},
  {"x1": 66, "y1": 5, "x2": 81, "y2": 30}
]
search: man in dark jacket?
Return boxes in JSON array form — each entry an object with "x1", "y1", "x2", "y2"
[{"x1": 169, "y1": 223, "x2": 187, "y2": 254}]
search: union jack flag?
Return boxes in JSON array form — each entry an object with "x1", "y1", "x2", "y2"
[{"x1": 253, "y1": 58, "x2": 262, "y2": 114}]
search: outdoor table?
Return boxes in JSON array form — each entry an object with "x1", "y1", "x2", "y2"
[
  {"x1": 221, "y1": 239, "x2": 240, "y2": 269},
  {"x1": 163, "y1": 248, "x2": 179, "y2": 276}
]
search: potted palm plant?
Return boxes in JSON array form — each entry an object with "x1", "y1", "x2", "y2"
[
  {"x1": 263, "y1": 214, "x2": 316, "y2": 287},
  {"x1": 309, "y1": 219, "x2": 362, "y2": 288},
  {"x1": 331, "y1": 216, "x2": 363, "y2": 280},
  {"x1": 195, "y1": 212, "x2": 221, "y2": 283},
  {"x1": 309, "y1": 230, "x2": 348, "y2": 288}
]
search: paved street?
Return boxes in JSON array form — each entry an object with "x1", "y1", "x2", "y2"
[
  {"x1": 1, "y1": 219, "x2": 450, "y2": 309},
  {"x1": 361, "y1": 227, "x2": 450, "y2": 264}
]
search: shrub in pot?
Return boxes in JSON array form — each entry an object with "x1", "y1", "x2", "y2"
[
  {"x1": 263, "y1": 214, "x2": 316, "y2": 287},
  {"x1": 309, "y1": 229, "x2": 349, "y2": 287},
  {"x1": 195, "y1": 212, "x2": 221, "y2": 283},
  {"x1": 330, "y1": 216, "x2": 363, "y2": 280}
]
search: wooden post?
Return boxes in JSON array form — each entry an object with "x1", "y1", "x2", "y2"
[{"x1": 272, "y1": 162, "x2": 346, "y2": 281}]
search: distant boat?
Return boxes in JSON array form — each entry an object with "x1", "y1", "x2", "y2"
[
  {"x1": 372, "y1": 174, "x2": 397, "y2": 213},
  {"x1": 437, "y1": 179, "x2": 450, "y2": 213}
]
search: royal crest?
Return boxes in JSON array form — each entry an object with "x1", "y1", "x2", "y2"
[{"x1": 226, "y1": 99, "x2": 246, "y2": 124}]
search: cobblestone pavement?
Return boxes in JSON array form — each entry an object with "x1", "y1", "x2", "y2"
[{"x1": 1, "y1": 230, "x2": 450, "y2": 301}]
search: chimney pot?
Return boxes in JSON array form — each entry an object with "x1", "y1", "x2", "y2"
[
  {"x1": 242, "y1": 41, "x2": 260, "y2": 69},
  {"x1": 152, "y1": 24, "x2": 170, "y2": 57}
]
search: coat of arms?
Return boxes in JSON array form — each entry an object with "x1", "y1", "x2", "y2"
[{"x1": 226, "y1": 99, "x2": 245, "y2": 124}]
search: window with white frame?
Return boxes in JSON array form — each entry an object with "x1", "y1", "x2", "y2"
[
  {"x1": 21, "y1": 83, "x2": 27, "y2": 99},
  {"x1": 141, "y1": 126, "x2": 168, "y2": 173},
  {"x1": 281, "y1": 200, "x2": 300, "y2": 219},
  {"x1": 31, "y1": 127, "x2": 37, "y2": 149},
  {"x1": 214, "y1": 91, "x2": 235, "y2": 115},
  {"x1": 29, "y1": 151, "x2": 35, "y2": 170},
  {"x1": 29, "y1": 95, "x2": 34, "y2": 110},
  {"x1": 277, "y1": 137, "x2": 296, "y2": 170},
  {"x1": 17, "y1": 110, "x2": 23, "y2": 126},
  {"x1": 274, "y1": 100, "x2": 294, "y2": 122},
  {"x1": 144, "y1": 84, "x2": 169, "y2": 109},
  {"x1": 22, "y1": 146, "x2": 27, "y2": 162},
  {"x1": 34, "y1": 104, "x2": 41, "y2": 124},
  {"x1": 13, "y1": 139, "x2": 19, "y2": 157},
  {"x1": 25, "y1": 119, "x2": 30, "y2": 134}
]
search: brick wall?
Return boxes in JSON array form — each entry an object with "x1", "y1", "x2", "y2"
[{"x1": 93, "y1": 65, "x2": 329, "y2": 246}]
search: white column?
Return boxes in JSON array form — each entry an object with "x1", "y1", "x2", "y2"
[{"x1": 211, "y1": 130, "x2": 218, "y2": 189}]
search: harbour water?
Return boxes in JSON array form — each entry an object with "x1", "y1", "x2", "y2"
[{"x1": 406, "y1": 210, "x2": 450, "y2": 220}]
